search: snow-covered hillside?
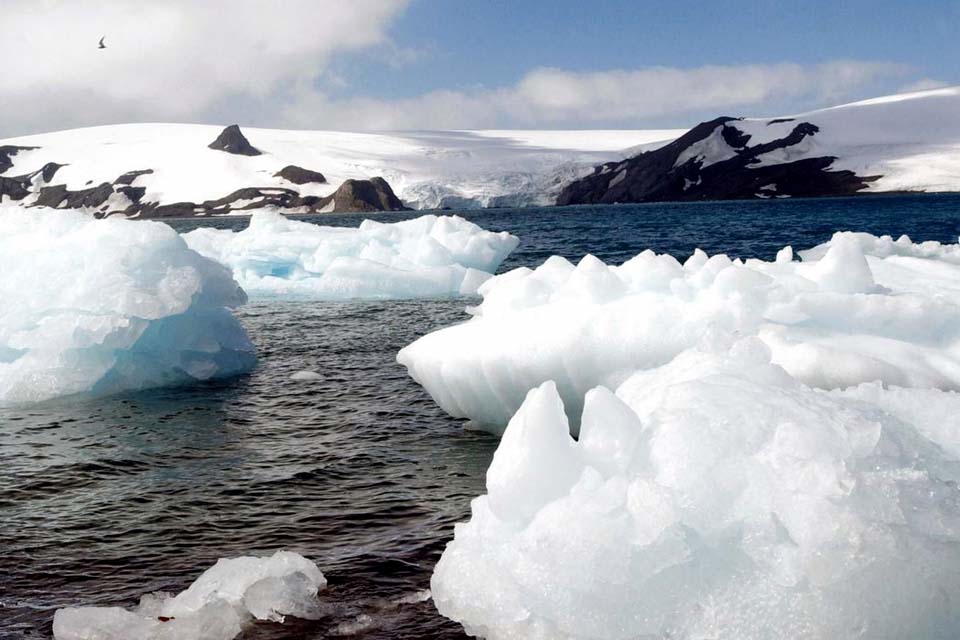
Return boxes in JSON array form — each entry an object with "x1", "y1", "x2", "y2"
[
  {"x1": 0, "y1": 124, "x2": 680, "y2": 215},
  {"x1": 745, "y1": 86, "x2": 960, "y2": 193},
  {"x1": 559, "y1": 86, "x2": 960, "y2": 204},
  {"x1": 3, "y1": 87, "x2": 956, "y2": 216}
]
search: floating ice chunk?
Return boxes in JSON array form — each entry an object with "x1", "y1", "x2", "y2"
[
  {"x1": 0, "y1": 207, "x2": 255, "y2": 405},
  {"x1": 290, "y1": 370, "x2": 324, "y2": 381},
  {"x1": 399, "y1": 231, "x2": 960, "y2": 432},
  {"x1": 431, "y1": 344, "x2": 960, "y2": 639},
  {"x1": 53, "y1": 551, "x2": 325, "y2": 640},
  {"x1": 182, "y1": 210, "x2": 518, "y2": 299}
]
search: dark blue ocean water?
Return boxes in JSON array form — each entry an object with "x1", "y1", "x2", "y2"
[{"x1": 2, "y1": 194, "x2": 960, "y2": 639}]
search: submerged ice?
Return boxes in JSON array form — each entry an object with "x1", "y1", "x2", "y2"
[
  {"x1": 182, "y1": 210, "x2": 519, "y2": 299},
  {"x1": 431, "y1": 344, "x2": 960, "y2": 639},
  {"x1": 399, "y1": 231, "x2": 960, "y2": 432},
  {"x1": 0, "y1": 207, "x2": 254, "y2": 405},
  {"x1": 53, "y1": 551, "x2": 326, "y2": 640}
]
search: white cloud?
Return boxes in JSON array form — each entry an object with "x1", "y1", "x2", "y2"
[
  {"x1": 0, "y1": 3, "x2": 919, "y2": 136},
  {"x1": 276, "y1": 61, "x2": 910, "y2": 130},
  {"x1": 1, "y1": 0, "x2": 409, "y2": 136}
]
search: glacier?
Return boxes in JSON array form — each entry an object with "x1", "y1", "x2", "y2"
[
  {"x1": 53, "y1": 551, "x2": 326, "y2": 640},
  {"x1": 398, "y1": 231, "x2": 960, "y2": 433},
  {"x1": 0, "y1": 125, "x2": 681, "y2": 212},
  {"x1": 431, "y1": 350, "x2": 960, "y2": 639},
  {"x1": 182, "y1": 210, "x2": 519, "y2": 299},
  {"x1": 0, "y1": 207, "x2": 255, "y2": 405}
]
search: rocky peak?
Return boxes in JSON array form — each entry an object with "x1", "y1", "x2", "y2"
[
  {"x1": 207, "y1": 125, "x2": 261, "y2": 156},
  {"x1": 318, "y1": 177, "x2": 408, "y2": 213}
]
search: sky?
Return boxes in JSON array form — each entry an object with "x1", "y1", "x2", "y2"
[{"x1": 2, "y1": 0, "x2": 957, "y2": 137}]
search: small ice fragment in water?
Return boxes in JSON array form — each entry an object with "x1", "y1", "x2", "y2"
[
  {"x1": 290, "y1": 370, "x2": 324, "y2": 381},
  {"x1": 52, "y1": 551, "x2": 325, "y2": 640}
]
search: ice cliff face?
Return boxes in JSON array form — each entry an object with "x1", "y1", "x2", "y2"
[{"x1": 559, "y1": 86, "x2": 960, "y2": 204}]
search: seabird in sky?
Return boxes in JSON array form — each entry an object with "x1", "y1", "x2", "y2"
[{"x1": 98, "y1": 36, "x2": 106, "y2": 49}]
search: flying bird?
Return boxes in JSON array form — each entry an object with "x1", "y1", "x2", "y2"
[{"x1": 98, "y1": 36, "x2": 106, "y2": 49}]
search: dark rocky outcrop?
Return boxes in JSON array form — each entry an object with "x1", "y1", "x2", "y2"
[
  {"x1": 207, "y1": 125, "x2": 261, "y2": 156},
  {"x1": 558, "y1": 117, "x2": 880, "y2": 206},
  {"x1": 35, "y1": 182, "x2": 114, "y2": 209},
  {"x1": 113, "y1": 169, "x2": 153, "y2": 185},
  {"x1": 316, "y1": 177, "x2": 409, "y2": 213},
  {"x1": 0, "y1": 145, "x2": 37, "y2": 174},
  {"x1": 2, "y1": 148, "x2": 407, "y2": 217},
  {"x1": 274, "y1": 165, "x2": 327, "y2": 185},
  {"x1": 202, "y1": 187, "x2": 319, "y2": 212},
  {"x1": 0, "y1": 162, "x2": 64, "y2": 201},
  {"x1": 0, "y1": 175, "x2": 31, "y2": 200}
]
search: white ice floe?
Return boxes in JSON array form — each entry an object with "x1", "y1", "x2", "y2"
[
  {"x1": 0, "y1": 207, "x2": 254, "y2": 405},
  {"x1": 53, "y1": 551, "x2": 325, "y2": 640},
  {"x1": 432, "y1": 345, "x2": 960, "y2": 639},
  {"x1": 398, "y1": 231, "x2": 960, "y2": 433},
  {"x1": 182, "y1": 210, "x2": 519, "y2": 299}
]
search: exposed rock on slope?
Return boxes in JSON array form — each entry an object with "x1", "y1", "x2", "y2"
[
  {"x1": 0, "y1": 124, "x2": 678, "y2": 212},
  {"x1": 0, "y1": 132, "x2": 408, "y2": 217},
  {"x1": 559, "y1": 86, "x2": 960, "y2": 205},
  {"x1": 274, "y1": 165, "x2": 327, "y2": 185},
  {"x1": 317, "y1": 177, "x2": 409, "y2": 213},
  {"x1": 207, "y1": 124, "x2": 261, "y2": 156},
  {"x1": 558, "y1": 117, "x2": 878, "y2": 205},
  {"x1": 0, "y1": 145, "x2": 36, "y2": 174}
]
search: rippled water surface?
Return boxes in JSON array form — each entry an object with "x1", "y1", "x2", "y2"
[{"x1": 3, "y1": 195, "x2": 960, "y2": 639}]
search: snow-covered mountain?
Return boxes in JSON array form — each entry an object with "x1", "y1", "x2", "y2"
[
  {"x1": 3, "y1": 86, "x2": 956, "y2": 217},
  {"x1": 0, "y1": 124, "x2": 680, "y2": 217},
  {"x1": 559, "y1": 86, "x2": 960, "y2": 205}
]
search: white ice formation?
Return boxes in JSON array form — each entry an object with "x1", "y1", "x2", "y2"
[
  {"x1": 431, "y1": 350, "x2": 960, "y2": 639},
  {"x1": 0, "y1": 207, "x2": 254, "y2": 405},
  {"x1": 53, "y1": 551, "x2": 326, "y2": 640},
  {"x1": 182, "y1": 210, "x2": 519, "y2": 299},
  {"x1": 399, "y1": 231, "x2": 960, "y2": 433}
]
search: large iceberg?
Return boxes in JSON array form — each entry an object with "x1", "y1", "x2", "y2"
[
  {"x1": 398, "y1": 231, "x2": 960, "y2": 433},
  {"x1": 53, "y1": 551, "x2": 326, "y2": 640},
  {"x1": 182, "y1": 210, "x2": 519, "y2": 298},
  {"x1": 431, "y1": 344, "x2": 960, "y2": 639},
  {"x1": 0, "y1": 207, "x2": 254, "y2": 405}
]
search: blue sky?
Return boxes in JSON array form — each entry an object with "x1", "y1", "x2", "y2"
[
  {"x1": 2, "y1": 0, "x2": 957, "y2": 136},
  {"x1": 336, "y1": 0, "x2": 958, "y2": 104}
]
